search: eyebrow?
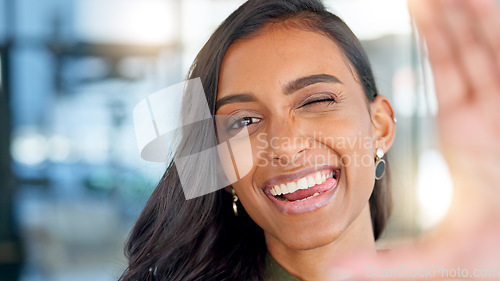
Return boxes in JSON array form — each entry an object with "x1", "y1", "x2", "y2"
[
  {"x1": 215, "y1": 93, "x2": 256, "y2": 112},
  {"x1": 283, "y1": 74, "x2": 343, "y2": 95},
  {"x1": 215, "y1": 74, "x2": 343, "y2": 112}
]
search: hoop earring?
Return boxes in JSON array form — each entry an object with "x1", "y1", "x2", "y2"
[
  {"x1": 231, "y1": 187, "x2": 239, "y2": 216},
  {"x1": 375, "y1": 148, "x2": 386, "y2": 180}
]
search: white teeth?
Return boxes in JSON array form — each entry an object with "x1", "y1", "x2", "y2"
[
  {"x1": 280, "y1": 184, "x2": 286, "y2": 194},
  {"x1": 307, "y1": 176, "x2": 316, "y2": 187},
  {"x1": 271, "y1": 185, "x2": 279, "y2": 196},
  {"x1": 314, "y1": 172, "x2": 323, "y2": 185},
  {"x1": 280, "y1": 183, "x2": 287, "y2": 194},
  {"x1": 269, "y1": 170, "x2": 337, "y2": 196},
  {"x1": 286, "y1": 181, "x2": 296, "y2": 194},
  {"x1": 297, "y1": 178, "x2": 308, "y2": 190}
]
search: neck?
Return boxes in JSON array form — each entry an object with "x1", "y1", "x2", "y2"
[{"x1": 265, "y1": 204, "x2": 376, "y2": 281}]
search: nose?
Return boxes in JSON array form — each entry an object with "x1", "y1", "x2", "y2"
[{"x1": 263, "y1": 118, "x2": 312, "y2": 166}]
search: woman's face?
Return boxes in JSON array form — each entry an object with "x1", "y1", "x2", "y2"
[{"x1": 215, "y1": 24, "x2": 395, "y2": 251}]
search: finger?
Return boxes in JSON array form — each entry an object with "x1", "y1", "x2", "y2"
[
  {"x1": 332, "y1": 246, "x2": 456, "y2": 281},
  {"x1": 333, "y1": 241, "x2": 500, "y2": 281},
  {"x1": 409, "y1": 0, "x2": 469, "y2": 111},
  {"x1": 463, "y1": 0, "x2": 500, "y2": 96},
  {"x1": 442, "y1": 0, "x2": 500, "y2": 99}
]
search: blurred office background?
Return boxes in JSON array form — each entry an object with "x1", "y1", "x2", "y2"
[{"x1": 0, "y1": 0, "x2": 451, "y2": 280}]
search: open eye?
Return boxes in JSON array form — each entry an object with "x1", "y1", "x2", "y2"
[{"x1": 228, "y1": 117, "x2": 261, "y2": 131}]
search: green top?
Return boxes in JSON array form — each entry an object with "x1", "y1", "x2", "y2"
[{"x1": 264, "y1": 253, "x2": 301, "y2": 281}]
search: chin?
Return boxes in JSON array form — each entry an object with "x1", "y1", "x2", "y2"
[{"x1": 275, "y1": 222, "x2": 345, "y2": 251}]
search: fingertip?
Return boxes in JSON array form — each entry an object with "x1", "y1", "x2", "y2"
[
  {"x1": 407, "y1": 0, "x2": 423, "y2": 17},
  {"x1": 408, "y1": 0, "x2": 438, "y2": 30},
  {"x1": 464, "y1": 0, "x2": 498, "y2": 13}
]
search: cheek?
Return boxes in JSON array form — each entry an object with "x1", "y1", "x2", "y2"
[
  {"x1": 310, "y1": 116, "x2": 374, "y2": 159},
  {"x1": 229, "y1": 162, "x2": 267, "y2": 217},
  {"x1": 312, "y1": 117, "x2": 376, "y2": 204},
  {"x1": 222, "y1": 131, "x2": 273, "y2": 208}
]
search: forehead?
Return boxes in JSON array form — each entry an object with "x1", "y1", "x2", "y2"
[{"x1": 217, "y1": 24, "x2": 358, "y2": 98}]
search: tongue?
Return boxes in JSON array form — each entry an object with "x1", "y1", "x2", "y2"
[{"x1": 282, "y1": 178, "x2": 336, "y2": 201}]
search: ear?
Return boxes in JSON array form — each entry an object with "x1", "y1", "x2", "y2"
[{"x1": 370, "y1": 95, "x2": 396, "y2": 153}]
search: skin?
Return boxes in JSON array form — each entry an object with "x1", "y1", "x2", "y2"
[
  {"x1": 215, "y1": 23, "x2": 395, "y2": 281},
  {"x1": 334, "y1": 0, "x2": 500, "y2": 280}
]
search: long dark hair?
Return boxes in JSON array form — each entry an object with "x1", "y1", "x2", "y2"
[{"x1": 120, "y1": 0, "x2": 391, "y2": 280}]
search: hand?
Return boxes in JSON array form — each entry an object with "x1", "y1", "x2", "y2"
[
  {"x1": 422, "y1": 0, "x2": 500, "y2": 205},
  {"x1": 331, "y1": 0, "x2": 500, "y2": 279}
]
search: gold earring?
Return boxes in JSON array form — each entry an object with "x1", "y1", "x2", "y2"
[
  {"x1": 375, "y1": 148, "x2": 386, "y2": 180},
  {"x1": 231, "y1": 188, "x2": 239, "y2": 216}
]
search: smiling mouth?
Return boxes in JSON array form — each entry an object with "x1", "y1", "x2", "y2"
[{"x1": 266, "y1": 168, "x2": 340, "y2": 202}]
